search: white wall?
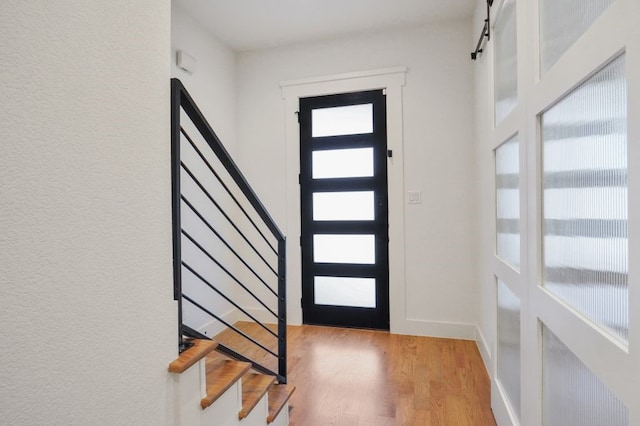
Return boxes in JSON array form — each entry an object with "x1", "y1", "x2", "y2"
[
  {"x1": 171, "y1": 2, "x2": 238, "y2": 153},
  {"x1": 472, "y1": 0, "x2": 497, "y2": 373},
  {"x1": 236, "y1": 21, "x2": 478, "y2": 336},
  {"x1": 172, "y1": 2, "x2": 248, "y2": 335},
  {"x1": 0, "y1": 1, "x2": 176, "y2": 425}
]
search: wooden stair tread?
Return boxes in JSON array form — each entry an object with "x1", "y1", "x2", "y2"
[
  {"x1": 212, "y1": 322, "x2": 279, "y2": 371},
  {"x1": 205, "y1": 350, "x2": 228, "y2": 370},
  {"x1": 238, "y1": 374, "x2": 276, "y2": 419},
  {"x1": 201, "y1": 358, "x2": 252, "y2": 409},
  {"x1": 267, "y1": 384, "x2": 296, "y2": 424},
  {"x1": 168, "y1": 339, "x2": 218, "y2": 373}
]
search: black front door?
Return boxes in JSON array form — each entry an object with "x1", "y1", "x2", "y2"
[{"x1": 299, "y1": 90, "x2": 389, "y2": 329}]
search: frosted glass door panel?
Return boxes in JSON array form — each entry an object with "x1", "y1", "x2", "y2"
[
  {"x1": 542, "y1": 55, "x2": 628, "y2": 343},
  {"x1": 495, "y1": 135, "x2": 520, "y2": 269},
  {"x1": 313, "y1": 191, "x2": 374, "y2": 221},
  {"x1": 542, "y1": 325, "x2": 628, "y2": 425},
  {"x1": 312, "y1": 104, "x2": 373, "y2": 137},
  {"x1": 494, "y1": 0, "x2": 518, "y2": 124},
  {"x1": 314, "y1": 276, "x2": 376, "y2": 308},
  {"x1": 312, "y1": 148, "x2": 374, "y2": 179},
  {"x1": 540, "y1": 0, "x2": 615, "y2": 72},
  {"x1": 497, "y1": 279, "x2": 521, "y2": 421},
  {"x1": 314, "y1": 234, "x2": 375, "y2": 264}
]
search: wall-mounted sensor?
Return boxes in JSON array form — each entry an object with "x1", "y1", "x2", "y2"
[{"x1": 177, "y1": 50, "x2": 196, "y2": 73}]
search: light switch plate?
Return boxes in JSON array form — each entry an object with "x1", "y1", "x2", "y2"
[{"x1": 408, "y1": 190, "x2": 421, "y2": 204}]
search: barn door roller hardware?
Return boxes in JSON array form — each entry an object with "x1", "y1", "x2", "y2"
[{"x1": 471, "y1": 0, "x2": 494, "y2": 60}]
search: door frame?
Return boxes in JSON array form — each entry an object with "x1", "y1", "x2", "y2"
[{"x1": 281, "y1": 67, "x2": 407, "y2": 331}]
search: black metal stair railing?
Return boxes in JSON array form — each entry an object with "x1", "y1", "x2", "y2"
[{"x1": 171, "y1": 78, "x2": 287, "y2": 383}]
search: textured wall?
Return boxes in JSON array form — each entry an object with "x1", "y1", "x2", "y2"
[{"x1": 0, "y1": 1, "x2": 176, "y2": 424}]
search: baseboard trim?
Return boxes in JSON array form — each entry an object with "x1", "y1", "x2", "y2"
[
  {"x1": 198, "y1": 309, "x2": 239, "y2": 338},
  {"x1": 475, "y1": 325, "x2": 492, "y2": 376},
  {"x1": 245, "y1": 307, "x2": 277, "y2": 325},
  {"x1": 391, "y1": 318, "x2": 477, "y2": 340},
  {"x1": 492, "y1": 378, "x2": 519, "y2": 426}
]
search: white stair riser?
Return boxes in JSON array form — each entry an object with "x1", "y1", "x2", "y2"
[
  {"x1": 203, "y1": 383, "x2": 242, "y2": 426},
  {"x1": 172, "y1": 357, "x2": 242, "y2": 426},
  {"x1": 171, "y1": 356, "x2": 289, "y2": 425},
  {"x1": 240, "y1": 395, "x2": 268, "y2": 426},
  {"x1": 269, "y1": 402, "x2": 289, "y2": 426}
]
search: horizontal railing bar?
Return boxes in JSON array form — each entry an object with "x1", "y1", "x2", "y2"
[
  {"x1": 182, "y1": 262, "x2": 278, "y2": 339},
  {"x1": 181, "y1": 127, "x2": 278, "y2": 256},
  {"x1": 183, "y1": 294, "x2": 278, "y2": 358},
  {"x1": 182, "y1": 323, "x2": 280, "y2": 381},
  {"x1": 182, "y1": 229, "x2": 278, "y2": 319},
  {"x1": 181, "y1": 162, "x2": 278, "y2": 277},
  {"x1": 181, "y1": 323, "x2": 210, "y2": 340},
  {"x1": 216, "y1": 343, "x2": 284, "y2": 383},
  {"x1": 182, "y1": 323, "x2": 281, "y2": 380},
  {"x1": 182, "y1": 322, "x2": 282, "y2": 381},
  {"x1": 174, "y1": 78, "x2": 285, "y2": 242},
  {"x1": 182, "y1": 323, "x2": 280, "y2": 380},
  {"x1": 181, "y1": 195, "x2": 277, "y2": 297}
]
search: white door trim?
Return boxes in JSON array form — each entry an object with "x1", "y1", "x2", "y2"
[{"x1": 280, "y1": 67, "x2": 407, "y2": 329}]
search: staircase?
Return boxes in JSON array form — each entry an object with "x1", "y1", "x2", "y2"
[
  {"x1": 170, "y1": 78, "x2": 293, "y2": 424},
  {"x1": 169, "y1": 339, "x2": 295, "y2": 426}
]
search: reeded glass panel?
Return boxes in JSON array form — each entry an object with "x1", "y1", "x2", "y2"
[
  {"x1": 542, "y1": 325, "x2": 628, "y2": 425},
  {"x1": 542, "y1": 55, "x2": 628, "y2": 343},
  {"x1": 494, "y1": 0, "x2": 518, "y2": 124},
  {"x1": 313, "y1": 191, "x2": 374, "y2": 221},
  {"x1": 313, "y1": 234, "x2": 375, "y2": 264},
  {"x1": 540, "y1": 0, "x2": 615, "y2": 72},
  {"x1": 495, "y1": 135, "x2": 520, "y2": 269},
  {"x1": 314, "y1": 276, "x2": 376, "y2": 308},
  {"x1": 312, "y1": 148, "x2": 374, "y2": 179},
  {"x1": 497, "y1": 279, "x2": 521, "y2": 420},
  {"x1": 312, "y1": 104, "x2": 373, "y2": 137}
]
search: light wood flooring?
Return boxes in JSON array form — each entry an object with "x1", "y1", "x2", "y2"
[{"x1": 216, "y1": 323, "x2": 495, "y2": 425}]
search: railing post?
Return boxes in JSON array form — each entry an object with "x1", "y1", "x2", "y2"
[
  {"x1": 277, "y1": 237, "x2": 287, "y2": 383},
  {"x1": 171, "y1": 79, "x2": 187, "y2": 352}
]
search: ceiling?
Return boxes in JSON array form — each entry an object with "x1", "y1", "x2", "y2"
[{"x1": 174, "y1": 0, "x2": 476, "y2": 52}]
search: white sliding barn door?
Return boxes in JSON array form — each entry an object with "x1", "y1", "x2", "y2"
[{"x1": 487, "y1": 0, "x2": 640, "y2": 424}]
